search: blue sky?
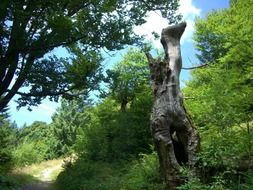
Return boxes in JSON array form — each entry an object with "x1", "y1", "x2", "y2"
[{"x1": 9, "y1": 0, "x2": 230, "y2": 127}]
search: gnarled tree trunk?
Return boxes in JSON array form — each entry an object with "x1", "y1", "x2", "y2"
[{"x1": 146, "y1": 22, "x2": 200, "y2": 190}]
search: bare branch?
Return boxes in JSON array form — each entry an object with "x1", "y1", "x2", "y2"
[
  {"x1": 145, "y1": 52, "x2": 154, "y2": 63},
  {"x1": 182, "y1": 63, "x2": 209, "y2": 70}
]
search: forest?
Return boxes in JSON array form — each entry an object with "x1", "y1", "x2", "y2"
[{"x1": 0, "y1": 0, "x2": 253, "y2": 190}]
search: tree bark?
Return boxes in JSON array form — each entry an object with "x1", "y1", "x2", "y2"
[{"x1": 146, "y1": 22, "x2": 200, "y2": 190}]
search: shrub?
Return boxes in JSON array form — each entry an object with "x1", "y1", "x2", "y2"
[
  {"x1": 239, "y1": 171, "x2": 253, "y2": 190},
  {"x1": 12, "y1": 142, "x2": 44, "y2": 166},
  {"x1": 56, "y1": 158, "x2": 120, "y2": 190},
  {"x1": 177, "y1": 176, "x2": 227, "y2": 190},
  {"x1": 55, "y1": 151, "x2": 164, "y2": 190},
  {"x1": 120, "y1": 152, "x2": 164, "y2": 190},
  {"x1": 0, "y1": 174, "x2": 20, "y2": 190}
]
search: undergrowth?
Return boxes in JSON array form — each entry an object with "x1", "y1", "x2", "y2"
[{"x1": 55, "y1": 151, "x2": 165, "y2": 190}]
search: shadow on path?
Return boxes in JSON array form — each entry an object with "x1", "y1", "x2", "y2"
[{"x1": 22, "y1": 180, "x2": 53, "y2": 190}]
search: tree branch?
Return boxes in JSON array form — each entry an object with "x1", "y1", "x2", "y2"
[
  {"x1": 182, "y1": 63, "x2": 209, "y2": 70},
  {"x1": 5, "y1": 85, "x2": 91, "y2": 99},
  {"x1": 25, "y1": 35, "x2": 87, "y2": 54}
]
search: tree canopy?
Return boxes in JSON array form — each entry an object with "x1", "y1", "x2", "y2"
[
  {"x1": 0, "y1": 0, "x2": 181, "y2": 111},
  {"x1": 104, "y1": 48, "x2": 150, "y2": 112},
  {"x1": 184, "y1": 0, "x2": 253, "y2": 129}
]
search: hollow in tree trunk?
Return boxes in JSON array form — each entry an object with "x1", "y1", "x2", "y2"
[{"x1": 146, "y1": 22, "x2": 200, "y2": 190}]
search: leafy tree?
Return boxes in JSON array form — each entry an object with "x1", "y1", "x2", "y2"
[
  {"x1": 105, "y1": 48, "x2": 150, "y2": 112},
  {"x1": 0, "y1": 109, "x2": 17, "y2": 171},
  {"x1": 16, "y1": 121, "x2": 59, "y2": 160},
  {"x1": 184, "y1": 0, "x2": 253, "y2": 129},
  {"x1": 51, "y1": 98, "x2": 90, "y2": 155},
  {"x1": 17, "y1": 121, "x2": 49, "y2": 142},
  {"x1": 12, "y1": 141, "x2": 45, "y2": 166},
  {"x1": 76, "y1": 94, "x2": 153, "y2": 161},
  {"x1": 182, "y1": 0, "x2": 253, "y2": 186},
  {"x1": 0, "y1": 0, "x2": 181, "y2": 111},
  {"x1": 76, "y1": 49, "x2": 154, "y2": 161},
  {"x1": 75, "y1": 98, "x2": 118, "y2": 161},
  {"x1": 17, "y1": 46, "x2": 104, "y2": 110}
]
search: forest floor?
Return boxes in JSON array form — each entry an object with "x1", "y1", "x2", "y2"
[{"x1": 13, "y1": 159, "x2": 64, "y2": 190}]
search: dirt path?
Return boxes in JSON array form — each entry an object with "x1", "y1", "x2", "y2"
[
  {"x1": 22, "y1": 181, "x2": 52, "y2": 190},
  {"x1": 35, "y1": 163, "x2": 63, "y2": 181},
  {"x1": 19, "y1": 159, "x2": 64, "y2": 190}
]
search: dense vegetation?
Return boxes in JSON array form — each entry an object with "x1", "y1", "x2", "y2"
[
  {"x1": 181, "y1": 0, "x2": 253, "y2": 188},
  {"x1": 0, "y1": 0, "x2": 253, "y2": 189}
]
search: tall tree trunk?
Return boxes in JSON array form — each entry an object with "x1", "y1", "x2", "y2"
[
  {"x1": 120, "y1": 97, "x2": 128, "y2": 112},
  {"x1": 146, "y1": 22, "x2": 200, "y2": 190}
]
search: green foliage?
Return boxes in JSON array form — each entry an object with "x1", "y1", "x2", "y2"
[
  {"x1": 199, "y1": 124, "x2": 253, "y2": 170},
  {"x1": 177, "y1": 176, "x2": 227, "y2": 190},
  {"x1": 0, "y1": 0, "x2": 181, "y2": 111},
  {"x1": 51, "y1": 99, "x2": 90, "y2": 156},
  {"x1": 240, "y1": 171, "x2": 253, "y2": 190},
  {"x1": 184, "y1": 2, "x2": 253, "y2": 178},
  {"x1": 17, "y1": 121, "x2": 49, "y2": 142},
  {"x1": 104, "y1": 48, "x2": 150, "y2": 111},
  {"x1": 12, "y1": 142, "x2": 44, "y2": 166},
  {"x1": 0, "y1": 123, "x2": 14, "y2": 170},
  {"x1": 75, "y1": 101, "x2": 112, "y2": 160},
  {"x1": 119, "y1": 152, "x2": 164, "y2": 190},
  {"x1": 55, "y1": 47, "x2": 158, "y2": 189},
  {"x1": 56, "y1": 151, "x2": 164, "y2": 190},
  {"x1": 181, "y1": 1, "x2": 253, "y2": 188},
  {"x1": 186, "y1": 0, "x2": 253, "y2": 130},
  {"x1": 16, "y1": 121, "x2": 59, "y2": 161},
  {"x1": 0, "y1": 174, "x2": 20, "y2": 190},
  {"x1": 56, "y1": 158, "x2": 120, "y2": 190},
  {"x1": 0, "y1": 110, "x2": 20, "y2": 189},
  {"x1": 177, "y1": 178, "x2": 209, "y2": 190},
  {"x1": 75, "y1": 93, "x2": 153, "y2": 161},
  {"x1": 75, "y1": 48, "x2": 153, "y2": 161},
  {"x1": 0, "y1": 110, "x2": 17, "y2": 172}
]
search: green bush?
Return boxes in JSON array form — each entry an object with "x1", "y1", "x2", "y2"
[
  {"x1": 120, "y1": 152, "x2": 164, "y2": 190},
  {"x1": 177, "y1": 176, "x2": 227, "y2": 190},
  {"x1": 12, "y1": 142, "x2": 44, "y2": 166},
  {"x1": 56, "y1": 151, "x2": 164, "y2": 190},
  {"x1": 0, "y1": 174, "x2": 20, "y2": 190},
  {"x1": 239, "y1": 171, "x2": 253, "y2": 190},
  {"x1": 56, "y1": 158, "x2": 120, "y2": 190},
  {"x1": 177, "y1": 178, "x2": 210, "y2": 190},
  {"x1": 0, "y1": 121, "x2": 16, "y2": 172},
  {"x1": 75, "y1": 96, "x2": 152, "y2": 162},
  {"x1": 199, "y1": 125, "x2": 253, "y2": 171}
]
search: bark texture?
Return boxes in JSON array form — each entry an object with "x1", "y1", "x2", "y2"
[{"x1": 146, "y1": 22, "x2": 200, "y2": 190}]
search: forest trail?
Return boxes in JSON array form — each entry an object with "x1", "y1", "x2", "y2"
[{"x1": 14, "y1": 159, "x2": 64, "y2": 190}]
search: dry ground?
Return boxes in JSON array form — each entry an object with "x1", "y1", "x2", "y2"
[{"x1": 13, "y1": 159, "x2": 64, "y2": 190}]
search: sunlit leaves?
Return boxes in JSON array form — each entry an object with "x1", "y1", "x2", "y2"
[
  {"x1": 185, "y1": 0, "x2": 253, "y2": 129},
  {"x1": 105, "y1": 48, "x2": 150, "y2": 110}
]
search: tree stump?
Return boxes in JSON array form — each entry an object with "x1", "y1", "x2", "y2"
[{"x1": 146, "y1": 22, "x2": 200, "y2": 190}]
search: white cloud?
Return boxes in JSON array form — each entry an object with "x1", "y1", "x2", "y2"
[
  {"x1": 179, "y1": 0, "x2": 201, "y2": 43},
  {"x1": 179, "y1": 0, "x2": 201, "y2": 20},
  {"x1": 133, "y1": 11, "x2": 168, "y2": 47},
  {"x1": 133, "y1": 0, "x2": 201, "y2": 47}
]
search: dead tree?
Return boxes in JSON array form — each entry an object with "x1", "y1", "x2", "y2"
[{"x1": 146, "y1": 22, "x2": 200, "y2": 190}]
